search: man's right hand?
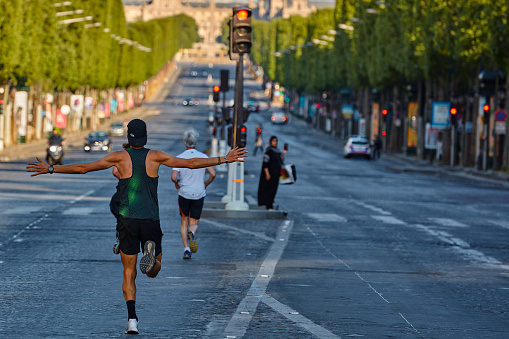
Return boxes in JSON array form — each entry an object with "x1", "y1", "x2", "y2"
[{"x1": 225, "y1": 147, "x2": 248, "y2": 163}]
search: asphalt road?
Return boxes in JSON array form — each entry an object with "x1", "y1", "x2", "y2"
[{"x1": 0, "y1": 63, "x2": 508, "y2": 338}]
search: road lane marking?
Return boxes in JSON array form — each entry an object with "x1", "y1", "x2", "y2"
[
  {"x1": 222, "y1": 220, "x2": 293, "y2": 338},
  {"x1": 0, "y1": 214, "x2": 48, "y2": 248},
  {"x1": 351, "y1": 201, "x2": 392, "y2": 215},
  {"x1": 371, "y1": 215, "x2": 406, "y2": 225},
  {"x1": 306, "y1": 213, "x2": 347, "y2": 222},
  {"x1": 70, "y1": 190, "x2": 95, "y2": 204},
  {"x1": 304, "y1": 222, "x2": 421, "y2": 336},
  {"x1": 3, "y1": 206, "x2": 42, "y2": 214},
  {"x1": 62, "y1": 207, "x2": 96, "y2": 215},
  {"x1": 487, "y1": 220, "x2": 509, "y2": 230},
  {"x1": 262, "y1": 295, "x2": 340, "y2": 339},
  {"x1": 202, "y1": 219, "x2": 275, "y2": 242},
  {"x1": 428, "y1": 218, "x2": 468, "y2": 228}
]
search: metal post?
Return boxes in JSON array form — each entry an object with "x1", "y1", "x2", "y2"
[
  {"x1": 226, "y1": 53, "x2": 248, "y2": 210},
  {"x1": 450, "y1": 125, "x2": 455, "y2": 167},
  {"x1": 483, "y1": 105, "x2": 490, "y2": 171}
]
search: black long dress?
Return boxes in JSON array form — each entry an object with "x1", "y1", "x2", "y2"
[{"x1": 257, "y1": 146, "x2": 283, "y2": 209}]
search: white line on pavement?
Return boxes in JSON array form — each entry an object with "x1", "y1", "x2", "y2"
[
  {"x1": 351, "y1": 200, "x2": 392, "y2": 215},
  {"x1": 306, "y1": 213, "x2": 347, "y2": 222},
  {"x1": 222, "y1": 220, "x2": 293, "y2": 338},
  {"x1": 428, "y1": 218, "x2": 468, "y2": 228},
  {"x1": 70, "y1": 190, "x2": 95, "y2": 204},
  {"x1": 371, "y1": 215, "x2": 406, "y2": 225},
  {"x1": 487, "y1": 220, "x2": 509, "y2": 230},
  {"x1": 201, "y1": 219, "x2": 275, "y2": 242},
  {"x1": 262, "y1": 295, "x2": 341, "y2": 339}
]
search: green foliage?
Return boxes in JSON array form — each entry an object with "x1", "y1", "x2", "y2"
[
  {"x1": 253, "y1": 0, "x2": 509, "y2": 95},
  {"x1": 0, "y1": 0, "x2": 198, "y2": 91}
]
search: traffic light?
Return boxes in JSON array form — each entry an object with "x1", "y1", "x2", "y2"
[
  {"x1": 227, "y1": 125, "x2": 233, "y2": 147},
  {"x1": 220, "y1": 70, "x2": 229, "y2": 92},
  {"x1": 0, "y1": 99, "x2": 3, "y2": 115},
  {"x1": 256, "y1": 126, "x2": 262, "y2": 136},
  {"x1": 238, "y1": 125, "x2": 247, "y2": 148},
  {"x1": 231, "y1": 8, "x2": 252, "y2": 54},
  {"x1": 213, "y1": 85, "x2": 220, "y2": 103},
  {"x1": 450, "y1": 107, "x2": 458, "y2": 127},
  {"x1": 381, "y1": 109, "x2": 388, "y2": 122},
  {"x1": 483, "y1": 104, "x2": 490, "y2": 113},
  {"x1": 242, "y1": 108, "x2": 251, "y2": 123}
]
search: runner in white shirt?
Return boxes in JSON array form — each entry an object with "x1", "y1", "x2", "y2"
[{"x1": 171, "y1": 128, "x2": 216, "y2": 259}]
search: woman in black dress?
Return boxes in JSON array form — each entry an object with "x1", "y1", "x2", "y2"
[{"x1": 257, "y1": 136, "x2": 286, "y2": 210}]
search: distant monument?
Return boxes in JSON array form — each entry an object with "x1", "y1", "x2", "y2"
[{"x1": 123, "y1": 0, "x2": 316, "y2": 45}]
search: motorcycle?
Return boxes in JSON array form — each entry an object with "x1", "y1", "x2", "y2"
[{"x1": 46, "y1": 142, "x2": 64, "y2": 165}]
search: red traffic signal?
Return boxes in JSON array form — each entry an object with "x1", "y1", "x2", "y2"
[
  {"x1": 240, "y1": 126, "x2": 247, "y2": 133},
  {"x1": 382, "y1": 109, "x2": 388, "y2": 115},
  {"x1": 236, "y1": 9, "x2": 249, "y2": 20},
  {"x1": 213, "y1": 85, "x2": 221, "y2": 93},
  {"x1": 450, "y1": 107, "x2": 457, "y2": 115},
  {"x1": 483, "y1": 104, "x2": 490, "y2": 112},
  {"x1": 0, "y1": 99, "x2": 3, "y2": 105}
]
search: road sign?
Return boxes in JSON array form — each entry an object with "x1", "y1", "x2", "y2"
[{"x1": 495, "y1": 110, "x2": 507, "y2": 122}]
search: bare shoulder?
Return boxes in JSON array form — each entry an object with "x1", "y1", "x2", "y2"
[{"x1": 148, "y1": 149, "x2": 173, "y2": 162}]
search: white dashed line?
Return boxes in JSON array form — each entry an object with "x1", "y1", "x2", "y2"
[
  {"x1": 306, "y1": 213, "x2": 347, "y2": 222},
  {"x1": 371, "y1": 215, "x2": 406, "y2": 225},
  {"x1": 428, "y1": 218, "x2": 468, "y2": 228}
]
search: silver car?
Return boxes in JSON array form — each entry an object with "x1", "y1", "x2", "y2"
[{"x1": 109, "y1": 121, "x2": 126, "y2": 136}]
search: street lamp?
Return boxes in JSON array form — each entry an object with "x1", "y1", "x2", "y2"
[
  {"x1": 338, "y1": 24, "x2": 354, "y2": 31},
  {"x1": 58, "y1": 16, "x2": 93, "y2": 25}
]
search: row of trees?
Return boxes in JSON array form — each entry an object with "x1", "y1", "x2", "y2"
[
  {"x1": 0, "y1": 0, "x2": 197, "y2": 91},
  {"x1": 250, "y1": 0, "x2": 509, "y2": 169}
]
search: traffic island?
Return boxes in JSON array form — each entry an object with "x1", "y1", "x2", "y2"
[{"x1": 201, "y1": 201, "x2": 287, "y2": 219}]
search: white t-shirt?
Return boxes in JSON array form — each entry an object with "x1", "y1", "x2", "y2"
[{"x1": 173, "y1": 149, "x2": 209, "y2": 200}]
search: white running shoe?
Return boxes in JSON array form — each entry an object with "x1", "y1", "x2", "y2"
[{"x1": 125, "y1": 318, "x2": 139, "y2": 334}]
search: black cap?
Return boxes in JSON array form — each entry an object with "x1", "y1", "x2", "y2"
[{"x1": 127, "y1": 119, "x2": 147, "y2": 147}]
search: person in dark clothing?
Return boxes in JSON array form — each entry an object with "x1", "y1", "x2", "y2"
[
  {"x1": 48, "y1": 128, "x2": 64, "y2": 146},
  {"x1": 373, "y1": 134, "x2": 382, "y2": 159},
  {"x1": 257, "y1": 136, "x2": 287, "y2": 210},
  {"x1": 27, "y1": 119, "x2": 247, "y2": 335}
]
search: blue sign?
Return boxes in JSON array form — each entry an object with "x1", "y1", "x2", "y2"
[{"x1": 431, "y1": 101, "x2": 450, "y2": 129}]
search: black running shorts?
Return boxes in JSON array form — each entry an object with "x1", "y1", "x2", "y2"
[
  {"x1": 116, "y1": 217, "x2": 163, "y2": 256},
  {"x1": 178, "y1": 196, "x2": 205, "y2": 220}
]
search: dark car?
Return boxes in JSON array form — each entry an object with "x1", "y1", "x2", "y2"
[{"x1": 84, "y1": 131, "x2": 111, "y2": 152}]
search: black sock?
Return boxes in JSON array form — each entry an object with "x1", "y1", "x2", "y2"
[{"x1": 126, "y1": 300, "x2": 137, "y2": 321}]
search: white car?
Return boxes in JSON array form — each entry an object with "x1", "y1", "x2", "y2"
[
  {"x1": 344, "y1": 136, "x2": 371, "y2": 159},
  {"x1": 271, "y1": 112, "x2": 289, "y2": 124}
]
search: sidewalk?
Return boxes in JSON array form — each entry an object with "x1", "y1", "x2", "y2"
[
  {"x1": 0, "y1": 64, "x2": 181, "y2": 163},
  {"x1": 385, "y1": 152, "x2": 509, "y2": 188}
]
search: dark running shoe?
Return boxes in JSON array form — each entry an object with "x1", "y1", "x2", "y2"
[
  {"x1": 139, "y1": 240, "x2": 156, "y2": 274},
  {"x1": 113, "y1": 232, "x2": 120, "y2": 255},
  {"x1": 188, "y1": 231, "x2": 198, "y2": 253},
  {"x1": 183, "y1": 250, "x2": 192, "y2": 259}
]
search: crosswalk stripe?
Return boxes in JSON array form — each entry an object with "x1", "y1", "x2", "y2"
[
  {"x1": 4, "y1": 206, "x2": 42, "y2": 214},
  {"x1": 429, "y1": 218, "x2": 468, "y2": 228},
  {"x1": 487, "y1": 220, "x2": 509, "y2": 230},
  {"x1": 306, "y1": 213, "x2": 347, "y2": 222},
  {"x1": 371, "y1": 215, "x2": 406, "y2": 225},
  {"x1": 62, "y1": 207, "x2": 96, "y2": 215}
]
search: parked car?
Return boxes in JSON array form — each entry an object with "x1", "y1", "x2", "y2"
[
  {"x1": 84, "y1": 131, "x2": 111, "y2": 152},
  {"x1": 271, "y1": 111, "x2": 289, "y2": 124},
  {"x1": 109, "y1": 121, "x2": 125, "y2": 136},
  {"x1": 344, "y1": 136, "x2": 371, "y2": 159}
]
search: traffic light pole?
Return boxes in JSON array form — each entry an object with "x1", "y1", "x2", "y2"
[{"x1": 226, "y1": 53, "x2": 249, "y2": 211}]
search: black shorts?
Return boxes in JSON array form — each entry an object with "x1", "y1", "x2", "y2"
[
  {"x1": 116, "y1": 217, "x2": 163, "y2": 256},
  {"x1": 178, "y1": 196, "x2": 205, "y2": 219}
]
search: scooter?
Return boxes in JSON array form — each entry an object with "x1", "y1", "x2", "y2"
[{"x1": 46, "y1": 142, "x2": 64, "y2": 165}]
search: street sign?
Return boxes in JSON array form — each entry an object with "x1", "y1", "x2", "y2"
[{"x1": 495, "y1": 110, "x2": 507, "y2": 122}]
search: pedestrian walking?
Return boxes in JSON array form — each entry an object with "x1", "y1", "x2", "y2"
[
  {"x1": 171, "y1": 128, "x2": 216, "y2": 260},
  {"x1": 257, "y1": 136, "x2": 287, "y2": 210},
  {"x1": 373, "y1": 134, "x2": 382, "y2": 159},
  {"x1": 253, "y1": 124, "x2": 263, "y2": 156},
  {"x1": 26, "y1": 119, "x2": 247, "y2": 335}
]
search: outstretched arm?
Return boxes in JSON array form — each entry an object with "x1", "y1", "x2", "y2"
[
  {"x1": 157, "y1": 147, "x2": 248, "y2": 169},
  {"x1": 27, "y1": 152, "x2": 121, "y2": 177}
]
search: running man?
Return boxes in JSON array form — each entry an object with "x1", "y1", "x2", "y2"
[
  {"x1": 171, "y1": 128, "x2": 215, "y2": 259},
  {"x1": 26, "y1": 119, "x2": 247, "y2": 335}
]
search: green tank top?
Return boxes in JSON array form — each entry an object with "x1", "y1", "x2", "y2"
[{"x1": 118, "y1": 148, "x2": 159, "y2": 220}]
